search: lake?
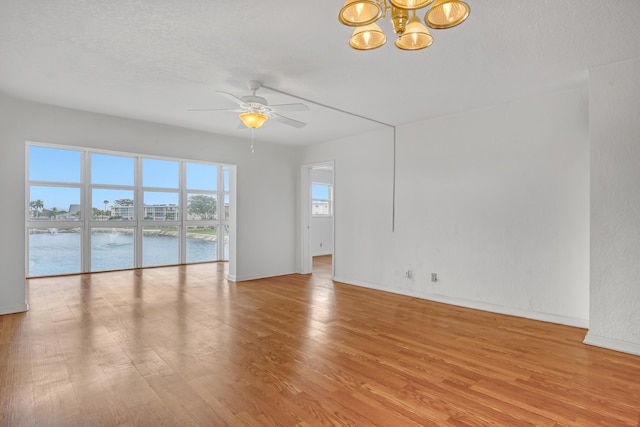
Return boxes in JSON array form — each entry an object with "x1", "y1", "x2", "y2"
[{"x1": 28, "y1": 230, "x2": 225, "y2": 277}]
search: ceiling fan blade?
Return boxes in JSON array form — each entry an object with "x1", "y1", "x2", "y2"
[
  {"x1": 269, "y1": 103, "x2": 309, "y2": 113},
  {"x1": 271, "y1": 113, "x2": 306, "y2": 128},
  {"x1": 216, "y1": 91, "x2": 247, "y2": 106},
  {"x1": 188, "y1": 108, "x2": 244, "y2": 112}
]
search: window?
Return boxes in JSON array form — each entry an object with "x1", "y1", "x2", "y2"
[
  {"x1": 185, "y1": 162, "x2": 227, "y2": 263},
  {"x1": 26, "y1": 143, "x2": 233, "y2": 277},
  {"x1": 27, "y1": 146, "x2": 83, "y2": 276},
  {"x1": 312, "y1": 183, "x2": 332, "y2": 216}
]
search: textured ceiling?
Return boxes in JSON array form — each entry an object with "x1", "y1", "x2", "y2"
[{"x1": 1, "y1": 1, "x2": 640, "y2": 145}]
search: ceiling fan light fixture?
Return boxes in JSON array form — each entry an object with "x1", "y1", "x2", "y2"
[
  {"x1": 395, "y1": 14, "x2": 433, "y2": 50},
  {"x1": 339, "y1": 0, "x2": 383, "y2": 26},
  {"x1": 425, "y1": 0, "x2": 470, "y2": 29},
  {"x1": 349, "y1": 23, "x2": 386, "y2": 50},
  {"x1": 239, "y1": 112, "x2": 267, "y2": 129}
]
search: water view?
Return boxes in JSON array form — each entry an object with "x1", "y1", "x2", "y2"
[{"x1": 28, "y1": 229, "x2": 225, "y2": 277}]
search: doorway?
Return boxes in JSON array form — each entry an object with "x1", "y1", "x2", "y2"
[{"x1": 301, "y1": 161, "x2": 334, "y2": 278}]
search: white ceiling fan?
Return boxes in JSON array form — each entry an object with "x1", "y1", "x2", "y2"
[{"x1": 190, "y1": 80, "x2": 308, "y2": 129}]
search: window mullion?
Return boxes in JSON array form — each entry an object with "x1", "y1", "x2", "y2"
[
  {"x1": 135, "y1": 156, "x2": 143, "y2": 268},
  {"x1": 83, "y1": 150, "x2": 91, "y2": 273},
  {"x1": 180, "y1": 160, "x2": 187, "y2": 264},
  {"x1": 217, "y1": 166, "x2": 224, "y2": 261}
]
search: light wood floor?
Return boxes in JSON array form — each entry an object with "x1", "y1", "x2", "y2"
[{"x1": 1, "y1": 255, "x2": 639, "y2": 426}]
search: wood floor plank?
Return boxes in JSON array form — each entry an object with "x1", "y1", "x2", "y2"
[{"x1": 0, "y1": 255, "x2": 639, "y2": 425}]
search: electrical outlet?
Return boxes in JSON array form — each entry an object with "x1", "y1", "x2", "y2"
[
  {"x1": 320, "y1": 242, "x2": 323, "y2": 247},
  {"x1": 405, "y1": 270, "x2": 413, "y2": 279},
  {"x1": 431, "y1": 273, "x2": 437, "y2": 282}
]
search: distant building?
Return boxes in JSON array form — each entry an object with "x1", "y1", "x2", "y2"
[
  {"x1": 68, "y1": 204, "x2": 81, "y2": 215},
  {"x1": 110, "y1": 204, "x2": 179, "y2": 220},
  {"x1": 110, "y1": 205, "x2": 134, "y2": 220},
  {"x1": 144, "y1": 204, "x2": 179, "y2": 220}
]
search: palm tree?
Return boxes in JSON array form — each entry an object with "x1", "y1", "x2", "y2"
[
  {"x1": 30, "y1": 199, "x2": 44, "y2": 217},
  {"x1": 29, "y1": 200, "x2": 37, "y2": 217},
  {"x1": 103, "y1": 200, "x2": 109, "y2": 220}
]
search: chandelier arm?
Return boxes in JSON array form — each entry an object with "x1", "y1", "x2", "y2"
[{"x1": 380, "y1": 0, "x2": 391, "y2": 19}]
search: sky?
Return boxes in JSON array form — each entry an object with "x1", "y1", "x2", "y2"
[
  {"x1": 312, "y1": 183, "x2": 330, "y2": 199},
  {"x1": 28, "y1": 145, "x2": 228, "y2": 211}
]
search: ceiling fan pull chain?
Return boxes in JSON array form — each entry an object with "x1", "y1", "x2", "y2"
[{"x1": 250, "y1": 128, "x2": 255, "y2": 154}]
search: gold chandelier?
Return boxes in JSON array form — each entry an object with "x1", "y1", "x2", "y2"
[{"x1": 338, "y1": 0, "x2": 470, "y2": 51}]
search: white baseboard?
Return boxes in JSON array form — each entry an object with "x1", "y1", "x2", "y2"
[
  {"x1": 0, "y1": 303, "x2": 29, "y2": 315},
  {"x1": 583, "y1": 332, "x2": 640, "y2": 356},
  {"x1": 423, "y1": 293, "x2": 589, "y2": 328},
  {"x1": 332, "y1": 276, "x2": 589, "y2": 329},
  {"x1": 231, "y1": 271, "x2": 296, "y2": 282}
]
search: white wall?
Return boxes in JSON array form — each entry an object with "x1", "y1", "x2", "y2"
[
  {"x1": 299, "y1": 86, "x2": 590, "y2": 327},
  {"x1": 311, "y1": 168, "x2": 333, "y2": 256},
  {"x1": 395, "y1": 86, "x2": 590, "y2": 326},
  {"x1": 311, "y1": 217, "x2": 333, "y2": 256},
  {"x1": 586, "y1": 57, "x2": 640, "y2": 355},
  {"x1": 0, "y1": 93, "x2": 298, "y2": 314},
  {"x1": 299, "y1": 128, "x2": 396, "y2": 285}
]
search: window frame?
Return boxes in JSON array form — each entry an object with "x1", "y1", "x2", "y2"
[
  {"x1": 26, "y1": 142, "x2": 233, "y2": 277},
  {"x1": 311, "y1": 182, "x2": 333, "y2": 217}
]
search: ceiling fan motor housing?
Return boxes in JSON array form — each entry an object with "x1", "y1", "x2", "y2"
[{"x1": 242, "y1": 95, "x2": 269, "y2": 106}]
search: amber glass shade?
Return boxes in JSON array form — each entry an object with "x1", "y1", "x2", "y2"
[
  {"x1": 395, "y1": 16, "x2": 433, "y2": 50},
  {"x1": 349, "y1": 23, "x2": 386, "y2": 50},
  {"x1": 339, "y1": 0, "x2": 383, "y2": 26},
  {"x1": 389, "y1": 0, "x2": 433, "y2": 10},
  {"x1": 239, "y1": 112, "x2": 267, "y2": 129},
  {"x1": 425, "y1": 0, "x2": 470, "y2": 29}
]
